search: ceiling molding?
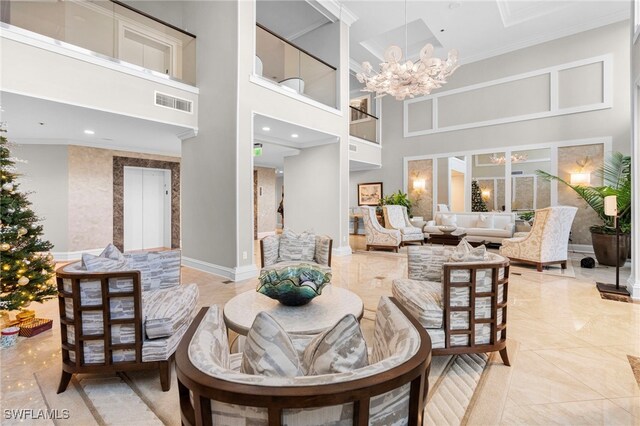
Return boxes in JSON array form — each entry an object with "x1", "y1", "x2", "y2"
[
  {"x1": 349, "y1": 58, "x2": 364, "y2": 74},
  {"x1": 287, "y1": 20, "x2": 330, "y2": 41},
  {"x1": 308, "y1": 0, "x2": 358, "y2": 27},
  {"x1": 459, "y1": 10, "x2": 629, "y2": 66},
  {"x1": 177, "y1": 128, "x2": 198, "y2": 140},
  {"x1": 496, "y1": 0, "x2": 571, "y2": 28}
]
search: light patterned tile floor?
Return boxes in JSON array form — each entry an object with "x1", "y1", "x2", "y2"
[{"x1": 0, "y1": 236, "x2": 638, "y2": 425}]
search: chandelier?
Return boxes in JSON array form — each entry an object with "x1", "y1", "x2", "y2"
[
  {"x1": 355, "y1": 1, "x2": 460, "y2": 100},
  {"x1": 489, "y1": 153, "x2": 528, "y2": 165}
]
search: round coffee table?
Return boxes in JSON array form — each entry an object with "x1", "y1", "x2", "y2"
[{"x1": 223, "y1": 285, "x2": 364, "y2": 336}]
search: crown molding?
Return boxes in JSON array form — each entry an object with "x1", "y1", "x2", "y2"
[{"x1": 307, "y1": 0, "x2": 358, "y2": 27}]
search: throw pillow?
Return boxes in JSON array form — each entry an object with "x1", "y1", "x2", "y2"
[
  {"x1": 81, "y1": 253, "x2": 128, "y2": 272},
  {"x1": 449, "y1": 239, "x2": 487, "y2": 262},
  {"x1": 441, "y1": 214, "x2": 457, "y2": 227},
  {"x1": 240, "y1": 312, "x2": 302, "y2": 377},
  {"x1": 99, "y1": 243, "x2": 126, "y2": 262},
  {"x1": 475, "y1": 214, "x2": 494, "y2": 229},
  {"x1": 408, "y1": 245, "x2": 452, "y2": 282},
  {"x1": 278, "y1": 229, "x2": 316, "y2": 262},
  {"x1": 81, "y1": 243, "x2": 128, "y2": 271},
  {"x1": 302, "y1": 314, "x2": 368, "y2": 376}
]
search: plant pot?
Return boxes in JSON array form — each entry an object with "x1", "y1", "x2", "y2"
[{"x1": 591, "y1": 231, "x2": 630, "y2": 267}]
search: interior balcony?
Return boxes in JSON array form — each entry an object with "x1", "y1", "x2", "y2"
[
  {"x1": 252, "y1": 0, "x2": 342, "y2": 112},
  {"x1": 0, "y1": 0, "x2": 198, "y2": 138}
]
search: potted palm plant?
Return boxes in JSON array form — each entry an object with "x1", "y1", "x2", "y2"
[
  {"x1": 536, "y1": 152, "x2": 631, "y2": 266},
  {"x1": 379, "y1": 190, "x2": 413, "y2": 216}
]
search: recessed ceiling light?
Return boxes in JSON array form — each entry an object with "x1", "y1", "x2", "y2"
[
  {"x1": 291, "y1": 133, "x2": 299, "y2": 138},
  {"x1": 84, "y1": 129, "x2": 95, "y2": 135},
  {"x1": 262, "y1": 126, "x2": 270, "y2": 131}
]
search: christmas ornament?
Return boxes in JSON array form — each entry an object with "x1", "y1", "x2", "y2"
[
  {"x1": 17, "y1": 227, "x2": 27, "y2": 236},
  {"x1": 18, "y1": 276, "x2": 29, "y2": 286},
  {"x1": 2, "y1": 182, "x2": 13, "y2": 191},
  {"x1": 0, "y1": 243, "x2": 9, "y2": 251}
]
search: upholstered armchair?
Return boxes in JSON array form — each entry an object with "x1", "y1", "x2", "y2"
[
  {"x1": 500, "y1": 206, "x2": 578, "y2": 271},
  {"x1": 56, "y1": 249, "x2": 199, "y2": 393},
  {"x1": 393, "y1": 245, "x2": 510, "y2": 364},
  {"x1": 176, "y1": 297, "x2": 432, "y2": 425},
  {"x1": 361, "y1": 206, "x2": 402, "y2": 252},
  {"x1": 382, "y1": 205, "x2": 424, "y2": 246},
  {"x1": 260, "y1": 231, "x2": 332, "y2": 271}
]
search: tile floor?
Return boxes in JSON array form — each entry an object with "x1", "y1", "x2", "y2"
[{"x1": 1, "y1": 236, "x2": 638, "y2": 425}]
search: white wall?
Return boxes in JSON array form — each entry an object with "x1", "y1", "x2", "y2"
[
  {"x1": 14, "y1": 144, "x2": 69, "y2": 253},
  {"x1": 238, "y1": 0, "x2": 351, "y2": 261},
  {"x1": 0, "y1": 36, "x2": 198, "y2": 130},
  {"x1": 284, "y1": 143, "x2": 340, "y2": 237},
  {"x1": 181, "y1": 1, "x2": 240, "y2": 272},
  {"x1": 350, "y1": 21, "x2": 630, "y2": 204}
]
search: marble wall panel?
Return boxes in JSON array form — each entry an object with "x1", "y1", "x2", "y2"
[{"x1": 407, "y1": 159, "x2": 433, "y2": 219}]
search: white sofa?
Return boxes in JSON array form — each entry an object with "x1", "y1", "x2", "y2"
[{"x1": 423, "y1": 212, "x2": 516, "y2": 244}]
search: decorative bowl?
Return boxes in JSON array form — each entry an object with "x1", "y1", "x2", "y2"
[
  {"x1": 438, "y1": 225, "x2": 457, "y2": 234},
  {"x1": 257, "y1": 264, "x2": 332, "y2": 306}
]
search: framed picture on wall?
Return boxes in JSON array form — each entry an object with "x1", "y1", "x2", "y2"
[
  {"x1": 350, "y1": 95, "x2": 372, "y2": 123},
  {"x1": 358, "y1": 182, "x2": 383, "y2": 206}
]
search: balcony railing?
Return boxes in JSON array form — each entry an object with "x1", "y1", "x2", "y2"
[
  {"x1": 349, "y1": 106, "x2": 379, "y2": 143},
  {"x1": 1, "y1": 0, "x2": 196, "y2": 85},
  {"x1": 255, "y1": 24, "x2": 337, "y2": 108}
]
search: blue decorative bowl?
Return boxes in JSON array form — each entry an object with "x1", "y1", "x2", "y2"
[{"x1": 257, "y1": 264, "x2": 332, "y2": 306}]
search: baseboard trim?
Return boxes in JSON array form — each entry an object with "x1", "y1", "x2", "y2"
[
  {"x1": 52, "y1": 248, "x2": 103, "y2": 262},
  {"x1": 627, "y1": 278, "x2": 640, "y2": 300},
  {"x1": 332, "y1": 245, "x2": 352, "y2": 256},
  {"x1": 182, "y1": 256, "x2": 258, "y2": 281},
  {"x1": 568, "y1": 244, "x2": 594, "y2": 254},
  {"x1": 257, "y1": 231, "x2": 276, "y2": 239}
]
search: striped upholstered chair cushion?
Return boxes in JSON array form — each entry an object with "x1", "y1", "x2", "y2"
[{"x1": 143, "y1": 283, "x2": 199, "y2": 339}]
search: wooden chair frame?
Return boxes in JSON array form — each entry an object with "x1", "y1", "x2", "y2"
[
  {"x1": 176, "y1": 298, "x2": 432, "y2": 426},
  {"x1": 56, "y1": 268, "x2": 172, "y2": 393},
  {"x1": 436, "y1": 260, "x2": 511, "y2": 366}
]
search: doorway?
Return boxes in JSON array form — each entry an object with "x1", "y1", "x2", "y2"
[{"x1": 123, "y1": 166, "x2": 171, "y2": 251}]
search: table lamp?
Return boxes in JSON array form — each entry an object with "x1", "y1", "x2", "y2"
[{"x1": 596, "y1": 195, "x2": 630, "y2": 296}]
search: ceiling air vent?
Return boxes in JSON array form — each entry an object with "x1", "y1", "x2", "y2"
[
  {"x1": 155, "y1": 92, "x2": 193, "y2": 113},
  {"x1": 349, "y1": 144, "x2": 357, "y2": 152}
]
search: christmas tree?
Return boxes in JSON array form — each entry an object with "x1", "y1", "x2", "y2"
[
  {"x1": 0, "y1": 129, "x2": 56, "y2": 311},
  {"x1": 471, "y1": 180, "x2": 488, "y2": 212}
]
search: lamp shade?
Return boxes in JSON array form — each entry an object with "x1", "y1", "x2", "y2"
[
  {"x1": 481, "y1": 189, "x2": 491, "y2": 200},
  {"x1": 604, "y1": 195, "x2": 617, "y2": 217},
  {"x1": 570, "y1": 172, "x2": 590, "y2": 186},
  {"x1": 413, "y1": 179, "x2": 426, "y2": 191}
]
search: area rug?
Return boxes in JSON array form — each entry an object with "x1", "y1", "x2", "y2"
[{"x1": 36, "y1": 351, "x2": 494, "y2": 426}]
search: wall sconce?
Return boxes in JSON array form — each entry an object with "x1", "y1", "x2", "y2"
[
  {"x1": 481, "y1": 189, "x2": 491, "y2": 201},
  {"x1": 570, "y1": 156, "x2": 591, "y2": 186},
  {"x1": 413, "y1": 179, "x2": 426, "y2": 191},
  {"x1": 570, "y1": 172, "x2": 590, "y2": 186}
]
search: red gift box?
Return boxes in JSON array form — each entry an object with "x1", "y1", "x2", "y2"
[{"x1": 18, "y1": 318, "x2": 53, "y2": 337}]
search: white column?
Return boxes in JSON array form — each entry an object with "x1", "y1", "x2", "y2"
[{"x1": 628, "y1": 80, "x2": 640, "y2": 299}]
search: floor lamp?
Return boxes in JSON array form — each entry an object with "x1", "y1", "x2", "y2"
[{"x1": 596, "y1": 195, "x2": 630, "y2": 296}]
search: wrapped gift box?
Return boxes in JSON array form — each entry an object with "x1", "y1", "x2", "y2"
[{"x1": 18, "y1": 318, "x2": 53, "y2": 337}]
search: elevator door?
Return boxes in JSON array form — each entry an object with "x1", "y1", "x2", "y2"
[{"x1": 124, "y1": 167, "x2": 171, "y2": 251}]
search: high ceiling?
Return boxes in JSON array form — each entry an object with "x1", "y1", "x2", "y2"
[{"x1": 344, "y1": 0, "x2": 629, "y2": 68}]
